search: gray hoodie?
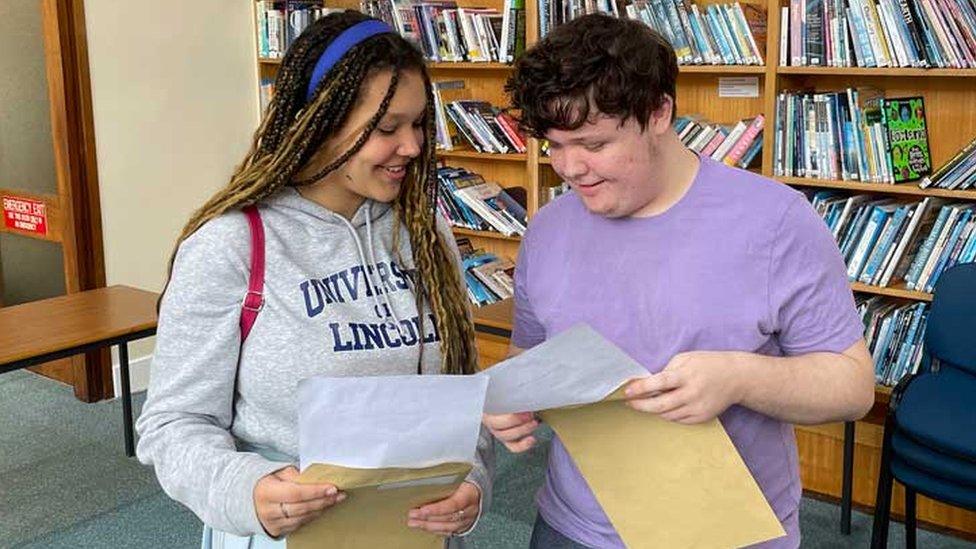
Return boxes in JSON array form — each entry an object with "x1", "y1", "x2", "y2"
[{"x1": 136, "y1": 187, "x2": 494, "y2": 537}]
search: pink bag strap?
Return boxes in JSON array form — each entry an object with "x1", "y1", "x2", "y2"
[{"x1": 240, "y1": 205, "x2": 265, "y2": 343}]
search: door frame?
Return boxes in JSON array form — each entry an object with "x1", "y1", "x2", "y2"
[{"x1": 0, "y1": 0, "x2": 108, "y2": 402}]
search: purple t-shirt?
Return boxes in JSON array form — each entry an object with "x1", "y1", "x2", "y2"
[{"x1": 511, "y1": 156, "x2": 864, "y2": 548}]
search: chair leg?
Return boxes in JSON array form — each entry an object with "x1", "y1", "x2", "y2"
[
  {"x1": 871, "y1": 417, "x2": 896, "y2": 549},
  {"x1": 905, "y1": 487, "x2": 917, "y2": 549},
  {"x1": 841, "y1": 421, "x2": 855, "y2": 535}
]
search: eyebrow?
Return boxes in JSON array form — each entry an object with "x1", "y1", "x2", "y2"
[
  {"x1": 380, "y1": 110, "x2": 426, "y2": 123},
  {"x1": 549, "y1": 134, "x2": 608, "y2": 145}
]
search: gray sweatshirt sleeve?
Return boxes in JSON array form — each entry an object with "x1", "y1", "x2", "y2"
[
  {"x1": 135, "y1": 214, "x2": 291, "y2": 536},
  {"x1": 435, "y1": 216, "x2": 496, "y2": 532}
]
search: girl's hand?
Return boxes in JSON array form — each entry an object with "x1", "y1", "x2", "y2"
[
  {"x1": 407, "y1": 481, "x2": 481, "y2": 536},
  {"x1": 253, "y1": 466, "x2": 346, "y2": 537}
]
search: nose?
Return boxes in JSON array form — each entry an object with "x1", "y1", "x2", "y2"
[
  {"x1": 554, "y1": 148, "x2": 588, "y2": 181},
  {"x1": 397, "y1": 128, "x2": 422, "y2": 158}
]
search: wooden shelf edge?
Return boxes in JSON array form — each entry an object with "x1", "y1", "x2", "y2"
[
  {"x1": 851, "y1": 281, "x2": 933, "y2": 302},
  {"x1": 260, "y1": 59, "x2": 515, "y2": 71},
  {"x1": 437, "y1": 149, "x2": 527, "y2": 162},
  {"x1": 777, "y1": 66, "x2": 976, "y2": 77},
  {"x1": 452, "y1": 227, "x2": 522, "y2": 243},
  {"x1": 679, "y1": 64, "x2": 766, "y2": 74},
  {"x1": 779, "y1": 176, "x2": 976, "y2": 200},
  {"x1": 428, "y1": 62, "x2": 513, "y2": 70}
]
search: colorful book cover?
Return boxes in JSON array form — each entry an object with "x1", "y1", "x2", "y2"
[{"x1": 883, "y1": 96, "x2": 932, "y2": 183}]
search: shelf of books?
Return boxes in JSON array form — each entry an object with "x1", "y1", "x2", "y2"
[
  {"x1": 777, "y1": 66, "x2": 976, "y2": 77},
  {"x1": 253, "y1": 0, "x2": 976, "y2": 532}
]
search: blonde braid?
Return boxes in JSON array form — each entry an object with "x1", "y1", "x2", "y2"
[{"x1": 398, "y1": 77, "x2": 478, "y2": 375}]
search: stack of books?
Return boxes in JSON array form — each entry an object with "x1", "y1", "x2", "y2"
[
  {"x1": 457, "y1": 238, "x2": 516, "y2": 306},
  {"x1": 858, "y1": 296, "x2": 929, "y2": 386},
  {"x1": 433, "y1": 91, "x2": 526, "y2": 154},
  {"x1": 623, "y1": 0, "x2": 767, "y2": 65},
  {"x1": 920, "y1": 135, "x2": 976, "y2": 190},
  {"x1": 901, "y1": 201, "x2": 976, "y2": 292},
  {"x1": 361, "y1": 0, "x2": 526, "y2": 63},
  {"x1": 437, "y1": 166, "x2": 528, "y2": 236},
  {"x1": 779, "y1": 0, "x2": 976, "y2": 68},
  {"x1": 255, "y1": 2, "x2": 339, "y2": 59},
  {"x1": 774, "y1": 90, "x2": 932, "y2": 184},
  {"x1": 808, "y1": 192, "x2": 976, "y2": 291},
  {"x1": 675, "y1": 114, "x2": 764, "y2": 169}
]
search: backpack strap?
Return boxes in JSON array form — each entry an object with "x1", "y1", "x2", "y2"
[{"x1": 240, "y1": 205, "x2": 265, "y2": 343}]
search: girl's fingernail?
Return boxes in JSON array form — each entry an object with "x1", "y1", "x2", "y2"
[
  {"x1": 326, "y1": 487, "x2": 338, "y2": 496},
  {"x1": 336, "y1": 493, "x2": 347, "y2": 502}
]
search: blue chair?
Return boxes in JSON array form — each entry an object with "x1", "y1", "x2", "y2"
[{"x1": 871, "y1": 263, "x2": 976, "y2": 548}]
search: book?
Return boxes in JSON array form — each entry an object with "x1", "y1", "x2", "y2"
[{"x1": 883, "y1": 96, "x2": 932, "y2": 183}]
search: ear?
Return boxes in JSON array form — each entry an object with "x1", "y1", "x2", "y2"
[{"x1": 648, "y1": 94, "x2": 675, "y2": 136}]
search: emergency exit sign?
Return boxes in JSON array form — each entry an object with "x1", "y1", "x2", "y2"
[{"x1": 2, "y1": 195, "x2": 48, "y2": 236}]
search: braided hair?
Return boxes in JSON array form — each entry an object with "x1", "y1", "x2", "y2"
[{"x1": 162, "y1": 10, "x2": 477, "y2": 376}]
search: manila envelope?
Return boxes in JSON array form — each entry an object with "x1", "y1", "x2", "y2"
[
  {"x1": 541, "y1": 393, "x2": 786, "y2": 549},
  {"x1": 288, "y1": 461, "x2": 472, "y2": 549}
]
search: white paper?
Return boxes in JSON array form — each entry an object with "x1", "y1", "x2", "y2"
[
  {"x1": 298, "y1": 375, "x2": 489, "y2": 471},
  {"x1": 479, "y1": 324, "x2": 649, "y2": 414}
]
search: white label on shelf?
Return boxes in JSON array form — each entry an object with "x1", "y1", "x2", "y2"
[
  {"x1": 718, "y1": 77, "x2": 760, "y2": 98},
  {"x1": 435, "y1": 80, "x2": 466, "y2": 90}
]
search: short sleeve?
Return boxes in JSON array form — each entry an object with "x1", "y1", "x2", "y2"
[
  {"x1": 768, "y1": 195, "x2": 865, "y2": 356},
  {"x1": 511, "y1": 227, "x2": 546, "y2": 349}
]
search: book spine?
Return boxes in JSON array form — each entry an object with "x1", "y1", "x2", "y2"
[{"x1": 724, "y1": 114, "x2": 766, "y2": 165}]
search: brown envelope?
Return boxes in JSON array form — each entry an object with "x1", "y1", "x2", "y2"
[
  {"x1": 541, "y1": 396, "x2": 786, "y2": 548},
  {"x1": 288, "y1": 462, "x2": 472, "y2": 549}
]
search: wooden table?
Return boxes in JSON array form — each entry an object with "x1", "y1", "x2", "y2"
[{"x1": 0, "y1": 285, "x2": 159, "y2": 456}]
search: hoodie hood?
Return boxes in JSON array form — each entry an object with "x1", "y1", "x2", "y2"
[{"x1": 266, "y1": 186, "x2": 393, "y2": 228}]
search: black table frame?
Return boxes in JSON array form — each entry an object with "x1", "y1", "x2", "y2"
[{"x1": 1, "y1": 327, "x2": 158, "y2": 457}]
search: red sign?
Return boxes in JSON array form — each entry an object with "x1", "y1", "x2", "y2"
[{"x1": 2, "y1": 195, "x2": 48, "y2": 236}]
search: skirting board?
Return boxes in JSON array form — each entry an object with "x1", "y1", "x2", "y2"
[{"x1": 112, "y1": 353, "x2": 152, "y2": 396}]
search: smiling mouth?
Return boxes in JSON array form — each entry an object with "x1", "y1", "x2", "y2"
[{"x1": 576, "y1": 180, "x2": 604, "y2": 189}]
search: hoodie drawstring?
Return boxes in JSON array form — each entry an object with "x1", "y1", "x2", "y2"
[
  {"x1": 365, "y1": 204, "x2": 403, "y2": 327},
  {"x1": 334, "y1": 202, "x2": 401, "y2": 330}
]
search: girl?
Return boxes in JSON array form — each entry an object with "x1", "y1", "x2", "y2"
[{"x1": 136, "y1": 11, "x2": 493, "y2": 548}]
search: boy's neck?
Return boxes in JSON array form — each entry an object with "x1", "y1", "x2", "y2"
[{"x1": 631, "y1": 132, "x2": 700, "y2": 218}]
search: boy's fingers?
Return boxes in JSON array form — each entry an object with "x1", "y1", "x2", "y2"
[
  {"x1": 494, "y1": 419, "x2": 539, "y2": 441},
  {"x1": 505, "y1": 435, "x2": 537, "y2": 453}
]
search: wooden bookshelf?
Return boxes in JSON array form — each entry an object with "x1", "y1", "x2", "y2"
[{"x1": 252, "y1": 0, "x2": 976, "y2": 536}]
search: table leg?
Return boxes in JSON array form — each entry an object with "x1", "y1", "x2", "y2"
[
  {"x1": 841, "y1": 420, "x2": 855, "y2": 535},
  {"x1": 119, "y1": 342, "x2": 135, "y2": 457}
]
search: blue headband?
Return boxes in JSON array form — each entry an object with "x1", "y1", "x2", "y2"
[{"x1": 306, "y1": 20, "x2": 395, "y2": 103}]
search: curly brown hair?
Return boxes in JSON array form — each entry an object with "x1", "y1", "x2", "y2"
[{"x1": 506, "y1": 13, "x2": 678, "y2": 137}]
